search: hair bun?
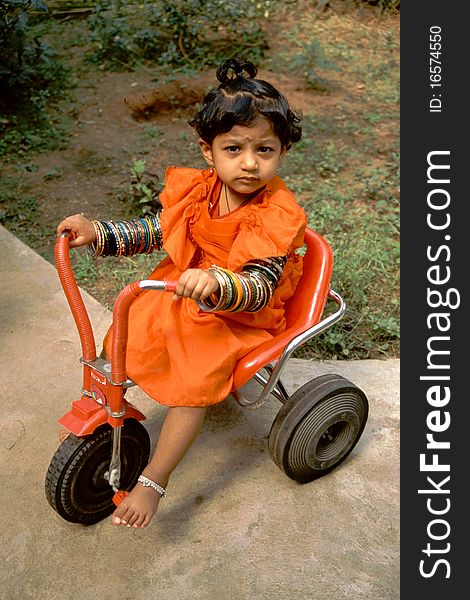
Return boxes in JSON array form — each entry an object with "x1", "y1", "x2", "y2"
[{"x1": 216, "y1": 58, "x2": 257, "y2": 84}]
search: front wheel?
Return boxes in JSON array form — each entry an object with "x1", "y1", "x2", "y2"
[{"x1": 45, "y1": 418, "x2": 150, "y2": 525}]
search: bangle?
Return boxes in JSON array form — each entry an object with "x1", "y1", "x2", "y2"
[
  {"x1": 87, "y1": 214, "x2": 163, "y2": 257},
  {"x1": 196, "y1": 257, "x2": 287, "y2": 314},
  {"x1": 137, "y1": 475, "x2": 166, "y2": 498}
]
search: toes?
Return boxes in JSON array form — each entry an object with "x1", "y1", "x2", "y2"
[
  {"x1": 116, "y1": 509, "x2": 149, "y2": 529},
  {"x1": 141, "y1": 515, "x2": 151, "y2": 528},
  {"x1": 132, "y1": 512, "x2": 147, "y2": 528},
  {"x1": 112, "y1": 504, "x2": 134, "y2": 526},
  {"x1": 110, "y1": 485, "x2": 160, "y2": 529},
  {"x1": 113, "y1": 502, "x2": 128, "y2": 520},
  {"x1": 126, "y1": 511, "x2": 140, "y2": 527}
]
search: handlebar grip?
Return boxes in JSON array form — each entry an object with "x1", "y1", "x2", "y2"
[{"x1": 60, "y1": 229, "x2": 76, "y2": 241}]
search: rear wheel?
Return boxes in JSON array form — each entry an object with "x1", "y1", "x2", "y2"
[
  {"x1": 45, "y1": 419, "x2": 150, "y2": 525},
  {"x1": 268, "y1": 374, "x2": 369, "y2": 483}
]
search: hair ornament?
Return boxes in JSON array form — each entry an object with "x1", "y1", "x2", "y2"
[{"x1": 216, "y1": 58, "x2": 257, "y2": 85}]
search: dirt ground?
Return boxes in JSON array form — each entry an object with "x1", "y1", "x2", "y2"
[{"x1": 2, "y1": 1, "x2": 399, "y2": 337}]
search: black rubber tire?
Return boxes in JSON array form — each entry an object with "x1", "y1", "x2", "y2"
[
  {"x1": 268, "y1": 374, "x2": 369, "y2": 483},
  {"x1": 45, "y1": 418, "x2": 150, "y2": 525}
]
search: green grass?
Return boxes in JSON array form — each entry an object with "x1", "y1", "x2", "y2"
[
  {"x1": 69, "y1": 250, "x2": 167, "y2": 310},
  {"x1": 0, "y1": 177, "x2": 51, "y2": 249},
  {"x1": 278, "y1": 65, "x2": 399, "y2": 359}
]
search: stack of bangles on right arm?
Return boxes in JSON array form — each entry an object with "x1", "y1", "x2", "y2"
[
  {"x1": 196, "y1": 256, "x2": 287, "y2": 313},
  {"x1": 87, "y1": 216, "x2": 286, "y2": 314},
  {"x1": 88, "y1": 215, "x2": 163, "y2": 257}
]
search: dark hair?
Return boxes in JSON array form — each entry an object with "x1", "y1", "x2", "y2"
[{"x1": 189, "y1": 58, "x2": 302, "y2": 149}]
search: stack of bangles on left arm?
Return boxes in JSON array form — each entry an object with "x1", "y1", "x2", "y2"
[
  {"x1": 88, "y1": 215, "x2": 163, "y2": 257},
  {"x1": 196, "y1": 256, "x2": 287, "y2": 313}
]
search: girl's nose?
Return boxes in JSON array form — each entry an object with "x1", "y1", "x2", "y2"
[{"x1": 241, "y1": 151, "x2": 258, "y2": 171}]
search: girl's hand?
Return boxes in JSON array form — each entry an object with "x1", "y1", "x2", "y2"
[
  {"x1": 173, "y1": 268, "x2": 219, "y2": 302},
  {"x1": 57, "y1": 214, "x2": 96, "y2": 248}
]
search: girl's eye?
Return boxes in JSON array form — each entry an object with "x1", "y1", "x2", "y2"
[
  {"x1": 259, "y1": 146, "x2": 274, "y2": 153},
  {"x1": 226, "y1": 146, "x2": 240, "y2": 152}
]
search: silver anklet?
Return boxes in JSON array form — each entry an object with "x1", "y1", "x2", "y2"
[{"x1": 137, "y1": 475, "x2": 167, "y2": 498}]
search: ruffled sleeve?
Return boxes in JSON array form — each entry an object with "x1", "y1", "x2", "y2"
[
  {"x1": 227, "y1": 181, "x2": 307, "y2": 272},
  {"x1": 159, "y1": 167, "x2": 208, "y2": 270}
]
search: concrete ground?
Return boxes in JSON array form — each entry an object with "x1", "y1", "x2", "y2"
[{"x1": 0, "y1": 224, "x2": 399, "y2": 600}]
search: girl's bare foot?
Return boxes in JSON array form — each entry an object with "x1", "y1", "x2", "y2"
[
  {"x1": 112, "y1": 477, "x2": 166, "y2": 528},
  {"x1": 111, "y1": 406, "x2": 205, "y2": 529}
]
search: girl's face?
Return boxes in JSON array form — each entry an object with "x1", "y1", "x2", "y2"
[{"x1": 199, "y1": 115, "x2": 286, "y2": 205}]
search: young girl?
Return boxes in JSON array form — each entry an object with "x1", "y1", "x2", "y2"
[{"x1": 57, "y1": 58, "x2": 308, "y2": 529}]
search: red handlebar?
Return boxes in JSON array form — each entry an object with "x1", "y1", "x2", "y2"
[
  {"x1": 55, "y1": 232, "x2": 97, "y2": 361},
  {"x1": 110, "y1": 279, "x2": 177, "y2": 383},
  {"x1": 55, "y1": 232, "x2": 177, "y2": 382}
]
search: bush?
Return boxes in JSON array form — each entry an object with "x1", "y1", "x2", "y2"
[
  {"x1": 0, "y1": 0, "x2": 71, "y2": 156},
  {"x1": 87, "y1": 0, "x2": 271, "y2": 70},
  {"x1": 0, "y1": 0, "x2": 69, "y2": 113}
]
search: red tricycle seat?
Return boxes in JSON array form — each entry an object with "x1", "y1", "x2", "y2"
[{"x1": 232, "y1": 227, "x2": 333, "y2": 390}]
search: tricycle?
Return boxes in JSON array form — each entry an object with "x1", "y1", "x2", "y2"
[{"x1": 45, "y1": 227, "x2": 369, "y2": 524}]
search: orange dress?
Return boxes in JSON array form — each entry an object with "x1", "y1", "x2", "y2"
[{"x1": 104, "y1": 167, "x2": 307, "y2": 406}]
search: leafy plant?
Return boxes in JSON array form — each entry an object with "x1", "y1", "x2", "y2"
[
  {"x1": 148, "y1": 0, "x2": 270, "y2": 67},
  {"x1": 0, "y1": 0, "x2": 71, "y2": 157},
  {"x1": 119, "y1": 159, "x2": 163, "y2": 216},
  {"x1": 287, "y1": 37, "x2": 340, "y2": 90},
  {"x1": 0, "y1": 0, "x2": 69, "y2": 111},
  {"x1": 86, "y1": 0, "x2": 272, "y2": 71},
  {"x1": 86, "y1": 1, "x2": 137, "y2": 69}
]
